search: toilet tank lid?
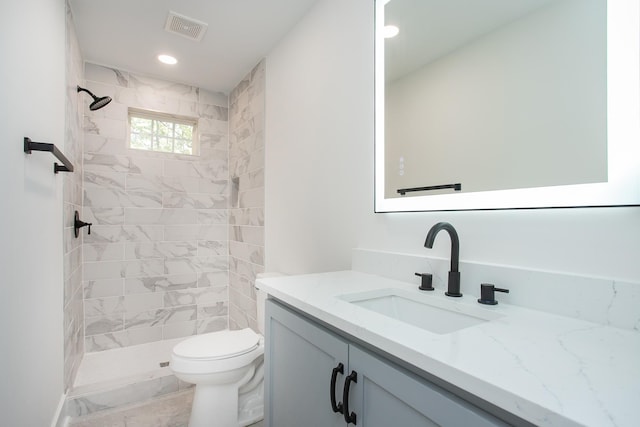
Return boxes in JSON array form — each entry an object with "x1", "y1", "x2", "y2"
[{"x1": 173, "y1": 328, "x2": 261, "y2": 359}]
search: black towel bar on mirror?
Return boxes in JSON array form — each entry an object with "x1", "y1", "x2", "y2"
[
  {"x1": 24, "y1": 137, "x2": 74, "y2": 173},
  {"x1": 397, "y1": 183, "x2": 461, "y2": 196}
]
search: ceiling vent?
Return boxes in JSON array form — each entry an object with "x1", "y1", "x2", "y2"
[{"x1": 164, "y1": 11, "x2": 208, "y2": 42}]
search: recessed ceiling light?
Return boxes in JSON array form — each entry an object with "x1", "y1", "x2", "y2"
[
  {"x1": 158, "y1": 54, "x2": 178, "y2": 65},
  {"x1": 383, "y1": 25, "x2": 399, "y2": 38}
]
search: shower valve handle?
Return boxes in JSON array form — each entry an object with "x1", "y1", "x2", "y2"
[{"x1": 74, "y1": 211, "x2": 92, "y2": 238}]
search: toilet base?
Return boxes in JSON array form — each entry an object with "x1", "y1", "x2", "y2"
[
  {"x1": 238, "y1": 377, "x2": 264, "y2": 426},
  {"x1": 171, "y1": 330, "x2": 265, "y2": 427},
  {"x1": 189, "y1": 382, "x2": 238, "y2": 427},
  {"x1": 187, "y1": 364, "x2": 261, "y2": 427}
]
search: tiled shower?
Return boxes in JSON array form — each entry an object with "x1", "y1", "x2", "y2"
[
  {"x1": 62, "y1": 0, "x2": 266, "y2": 396},
  {"x1": 80, "y1": 63, "x2": 232, "y2": 353},
  {"x1": 228, "y1": 61, "x2": 266, "y2": 332},
  {"x1": 62, "y1": 0, "x2": 85, "y2": 391}
]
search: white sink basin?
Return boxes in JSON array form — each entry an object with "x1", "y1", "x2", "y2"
[{"x1": 339, "y1": 288, "x2": 503, "y2": 334}]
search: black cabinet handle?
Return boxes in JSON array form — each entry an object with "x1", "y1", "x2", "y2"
[
  {"x1": 330, "y1": 362, "x2": 344, "y2": 414},
  {"x1": 343, "y1": 370, "x2": 357, "y2": 425}
]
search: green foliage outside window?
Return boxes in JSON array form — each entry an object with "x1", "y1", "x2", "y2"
[{"x1": 129, "y1": 110, "x2": 197, "y2": 155}]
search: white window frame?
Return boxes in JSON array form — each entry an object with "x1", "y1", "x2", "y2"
[{"x1": 128, "y1": 108, "x2": 199, "y2": 156}]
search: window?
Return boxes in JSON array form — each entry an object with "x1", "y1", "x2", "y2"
[{"x1": 128, "y1": 109, "x2": 198, "y2": 155}]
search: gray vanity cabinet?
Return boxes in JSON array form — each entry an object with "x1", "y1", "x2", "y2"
[
  {"x1": 347, "y1": 346, "x2": 508, "y2": 427},
  {"x1": 265, "y1": 299, "x2": 349, "y2": 427},
  {"x1": 265, "y1": 299, "x2": 509, "y2": 427}
]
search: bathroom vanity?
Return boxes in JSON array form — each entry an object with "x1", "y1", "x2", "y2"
[
  {"x1": 257, "y1": 271, "x2": 640, "y2": 427},
  {"x1": 265, "y1": 299, "x2": 512, "y2": 426}
]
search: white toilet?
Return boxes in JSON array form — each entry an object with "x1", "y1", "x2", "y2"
[{"x1": 170, "y1": 291, "x2": 267, "y2": 427}]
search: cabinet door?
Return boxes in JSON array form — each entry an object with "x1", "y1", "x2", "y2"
[
  {"x1": 347, "y1": 346, "x2": 509, "y2": 427},
  {"x1": 265, "y1": 300, "x2": 349, "y2": 427}
]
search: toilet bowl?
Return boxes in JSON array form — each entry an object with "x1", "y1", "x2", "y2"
[{"x1": 170, "y1": 328, "x2": 265, "y2": 427}]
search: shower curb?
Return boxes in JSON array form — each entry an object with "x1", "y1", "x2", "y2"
[{"x1": 65, "y1": 372, "x2": 193, "y2": 418}]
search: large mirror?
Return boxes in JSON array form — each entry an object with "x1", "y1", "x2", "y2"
[{"x1": 375, "y1": 0, "x2": 640, "y2": 212}]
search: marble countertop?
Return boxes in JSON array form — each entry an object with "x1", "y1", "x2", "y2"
[{"x1": 256, "y1": 271, "x2": 640, "y2": 427}]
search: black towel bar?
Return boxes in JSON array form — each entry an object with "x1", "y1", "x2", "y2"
[
  {"x1": 24, "y1": 137, "x2": 74, "y2": 173},
  {"x1": 397, "y1": 183, "x2": 461, "y2": 195}
]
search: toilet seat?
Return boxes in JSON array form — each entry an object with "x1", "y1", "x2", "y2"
[
  {"x1": 170, "y1": 328, "x2": 265, "y2": 375},
  {"x1": 173, "y1": 328, "x2": 260, "y2": 360}
]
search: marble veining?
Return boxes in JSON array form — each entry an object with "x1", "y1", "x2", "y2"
[
  {"x1": 197, "y1": 316, "x2": 228, "y2": 333},
  {"x1": 63, "y1": 0, "x2": 85, "y2": 391},
  {"x1": 85, "y1": 327, "x2": 163, "y2": 352},
  {"x1": 85, "y1": 314, "x2": 123, "y2": 335},
  {"x1": 228, "y1": 58, "x2": 264, "y2": 334},
  {"x1": 125, "y1": 241, "x2": 198, "y2": 259},
  {"x1": 69, "y1": 376, "x2": 181, "y2": 417},
  {"x1": 84, "y1": 207, "x2": 125, "y2": 225},
  {"x1": 197, "y1": 240, "x2": 228, "y2": 257},
  {"x1": 84, "y1": 170, "x2": 126, "y2": 189},
  {"x1": 125, "y1": 305, "x2": 197, "y2": 330},
  {"x1": 68, "y1": 389, "x2": 194, "y2": 427},
  {"x1": 84, "y1": 225, "x2": 164, "y2": 244},
  {"x1": 163, "y1": 256, "x2": 227, "y2": 276},
  {"x1": 197, "y1": 301, "x2": 228, "y2": 317},
  {"x1": 352, "y1": 249, "x2": 640, "y2": 331},
  {"x1": 84, "y1": 135, "x2": 126, "y2": 155},
  {"x1": 198, "y1": 104, "x2": 229, "y2": 121},
  {"x1": 84, "y1": 279, "x2": 124, "y2": 299},
  {"x1": 125, "y1": 274, "x2": 198, "y2": 294},
  {"x1": 85, "y1": 62, "x2": 129, "y2": 88},
  {"x1": 198, "y1": 271, "x2": 229, "y2": 287},
  {"x1": 257, "y1": 271, "x2": 640, "y2": 427},
  {"x1": 162, "y1": 192, "x2": 228, "y2": 209},
  {"x1": 163, "y1": 286, "x2": 227, "y2": 307},
  {"x1": 84, "y1": 187, "x2": 162, "y2": 209},
  {"x1": 197, "y1": 209, "x2": 228, "y2": 224},
  {"x1": 230, "y1": 207, "x2": 264, "y2": 226},
  {"x1": 80, "y1": 62, "x2": 232, "y2": 352}
]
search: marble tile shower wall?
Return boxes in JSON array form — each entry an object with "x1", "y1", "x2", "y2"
[
  {"x1": 81, "y1": 63, "x2": 231, "y2": 352},
  {"x1": 228, "y1": 60, "x2": 265, "y2": 331},
  {"x1": 63, "y1": 1, "x2": 85, "y2": 390}
]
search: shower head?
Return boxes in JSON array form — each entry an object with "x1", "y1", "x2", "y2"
[{"x1": 77, "y1": 85, "x2": 112, "y2": 111}]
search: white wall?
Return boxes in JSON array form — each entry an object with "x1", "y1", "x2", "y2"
[
  {"x1": 0, "y1": 0, "x2": 66, "y2": 424},
  {"x1": 265, "y1": 0, "x2": 640, "y2": 282},
  {"x1": 265, "y1": 0, "x2": 374, "y2": 275}
]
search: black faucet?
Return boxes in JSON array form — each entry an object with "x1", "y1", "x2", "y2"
[{"x1": 424, "y1": 222, "x2": 462, "y2": 297}]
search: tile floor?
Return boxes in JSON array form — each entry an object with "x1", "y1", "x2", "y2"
[{"x1": 68, "y1": 389, "x2": 264, "y2": 427}]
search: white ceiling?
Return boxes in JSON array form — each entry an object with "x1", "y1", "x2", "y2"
[{"x1": 69, "y1": 0, "x2": 318, "y2": 94}]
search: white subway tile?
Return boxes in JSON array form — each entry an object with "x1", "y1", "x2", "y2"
[
  {"x1": 124, "y1": 292, "x2": 164, "y2": 315},
  {"x1": 84, "y1": 278, "x2": 124, "y2": 299},
  {"x1": 84, "y1": 296, "x2": 125, "y2": 317},
  {"x1": 84, "y1": 207, "x2": 125, "y2": 225},
  {"x1": 198, "y1": 271, "x2": 229, "y2": 288},
  {"x1": 162, "y1": 321, "x2": 197, "y2": 340},
  {"x1": 83, "y1": 243, "x2": 125, "y2": 262},
  {"x1": 84, "y1": 170, "x2": 126, "y2": 190},
  {"x1": 125, "y1": 274, "x2": 198, "y2": 294}
]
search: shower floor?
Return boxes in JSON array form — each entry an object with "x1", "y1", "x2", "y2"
[
  {"x1": 68, "y1": 389, "x2": 264, "y2": 427},
  {"x1": 67, "y1": 336, "x2": 264, "y2": 426},
  {"x1": 67, "y1": 337, "x2": 191, "y2": 421},
  {"x1": 67, "y1": 337, "x2": 265, "y2": 427},
  {"x1": 68, "y1": 389, "x2": 193, "y2": 427},
  {"x1": 73, "y1": 337, "x2": 185, "y2": 394}
]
